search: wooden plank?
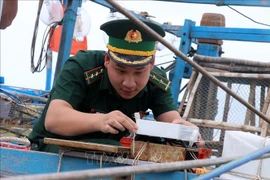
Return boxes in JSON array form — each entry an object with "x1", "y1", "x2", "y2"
[
  {"x1": 244, "y1": 82, "x2": 256, "y2": 126},
  {"x1": 194, "y1": 54, "x2": 270, "y2": 67},
  {"x1": 260, "y1": 88, "x2": 270, "y2": 137},
  {"x1": 209, "y1": 72, "x2": 270, "y2": 79},
  {"x1": 178, "y1": 71, "x2": 197, "y2": 114},
  {"x1": 44, "y1": 138, "x2": 130, "y2": 153},
  {"x1": 183, "y1": 73, "x2": 203, "y2": 119},
  {"x1": 219, "y1": 80, "x2": 232, "y2": 142},
  {"x1": 189, "y1": 118, "x2": 261, "y2": 133},
  {"x1": 261, "y1": 105, "x2": 270, "y2": 137}
]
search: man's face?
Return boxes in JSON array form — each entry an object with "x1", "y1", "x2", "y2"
[{"x1": 104, "y1": 53, "x2": 154, "y2": 99}]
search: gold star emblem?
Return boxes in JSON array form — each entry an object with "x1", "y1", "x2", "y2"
[{"x1": 124, "y1": 30, "x2": 142, "y2": 43}]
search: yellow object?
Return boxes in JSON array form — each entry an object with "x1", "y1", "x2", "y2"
[{"x1": 195, "y1": 168, "x2": 211, "y2": 174}]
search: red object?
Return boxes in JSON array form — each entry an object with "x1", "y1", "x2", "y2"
[
  {"x1": 120, "y1": 137, "x2": 133, "y2": 148},
  {"x1": 49, "y1": 25, "x2": 88, "y2": 55},
  {"x1": 0, "y1": 142, "x2": 30, "y2": 150},
  {"x1": 49, "y1": 4, "x2": 88, "y2": 55},
  {"x1": 197, "y1": 148, "x2": 212, "y2": 159}
]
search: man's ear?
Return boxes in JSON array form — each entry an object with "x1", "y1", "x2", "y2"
[
  {"x1": 150, "y1": 56, "x2": 155, "y2": 70},
  {"x1": 104, "y1": 52, "x2": 110, "y2": 67}
]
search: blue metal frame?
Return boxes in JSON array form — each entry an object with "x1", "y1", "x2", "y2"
[
  {"x1": 53, "y1": 0, "x2": 83, "y2": 84},
  {"x1": 153, "y1": 0, "x2": 270, "y2": 7},
  {"x1": 170, "y1": 19, "x2": 195, "y2": 105},
  {"x1": 0, "y1": 85, "x2": 49, "y2": 97},
  {"x1": 45, "y1": 49, "x2": 53, "y2": 91},
  {"x1": 0, "y1": 148, "x2": 198, "y2": 179},
  {"x1": 0, "y1": 76, "x2": 4, "y2": 84}
]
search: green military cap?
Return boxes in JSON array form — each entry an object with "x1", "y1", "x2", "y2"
[{"x1": 100, "y1": 19, "x2": 165, "y2": 66}]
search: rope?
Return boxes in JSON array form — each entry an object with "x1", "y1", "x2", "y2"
[
  {"x1": 227, "y1": 171, "x2": 265, "y2": 180},
  {"x1": 100, "y1": 153, "x2": 103, "y2": 169},
  {"x1": 0, "y1": 136, "x2": 30, "y2": 145},
  {"x1": 57, "y1": 151, "x2": 65, "y2": 172},
  {"x1": 132, "y1": 141, "x2": 149, "y2": 166},
  {"x1": 100, "y1": 153, "x2": 103, "y2": 180},
  {"x1": 131, "y1": 141, "x2": 149, "y2": 180}
]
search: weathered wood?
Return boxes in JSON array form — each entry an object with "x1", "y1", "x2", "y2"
[
  {"x1": 194, "y1": 54, "x2": 270, "y2": 67},
  {"x1": 178, "y1": 71, "x2": 197, "y2": 114},
  {"x1": 209, "y1": 72, "x2": 270, "y2": 79},
  {"x1": 220, "y1": 81, "x2": 232, "y2": 142},
  {"x1": 203, "y1": 67, "x2": 229, "y2": 73},
  {"x1": 260, "y1": 86, "x2": 266, "y2": 112},
  {"x1": 130, "y1": 141, "x2": 186, "y2": 163},
  {"x1": 260, "y1": 88, "x2": 270, "y2": 137},
  {"x1": 189, "y1": 118, "x2": 261, "y2": 133},
  {"x1": 261, "y1": 105, "x2": 270, "y2": 137},
  {"x1": 44, "y1": 138, "x2": 130, "y2": 153},
  {"x1": 197, "y1": 62, "x2": 270, "y2": 73},
  {"x1": 244, "y1": 82, "x2": 256, "y2": 126},
  {"x1": 183, "y1": 73, "x2": 203, "y2": 119}
]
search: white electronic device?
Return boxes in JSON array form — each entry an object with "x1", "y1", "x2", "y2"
[{"x1": 134, "y1": 113, "x2": 199, "y2": 144}]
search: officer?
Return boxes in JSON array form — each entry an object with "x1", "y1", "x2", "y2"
[{"x1": 28, "y1": 19, "x2": 203, "y2": 153}]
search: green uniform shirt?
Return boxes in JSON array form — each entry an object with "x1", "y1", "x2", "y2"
[{"x1": 28, "y1": 50, "x2": 177, "y2": 153}]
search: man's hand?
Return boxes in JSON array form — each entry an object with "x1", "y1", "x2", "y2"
[
  {"x1": 100, "y1": 110, "x2": 138, "y2": 134},
  {"x1": 172, "y1": 119, "x2": 205, "y2": 148}
]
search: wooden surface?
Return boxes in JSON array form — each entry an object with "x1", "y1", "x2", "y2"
[
  {"x1": 44, "y1": 138, "x2": 130, "y2": 153},
  {"x1": 130, "y1": 141, "x2": 186, "y2": 163}
]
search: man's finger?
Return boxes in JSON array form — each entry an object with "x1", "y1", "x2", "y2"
[{"x1": 110, "y1": 119, "x2": 125, "y2": 132}]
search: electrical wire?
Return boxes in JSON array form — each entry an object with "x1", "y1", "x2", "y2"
[
  {"x1": 0, "y1": 89, "x2": 25, "y2": 105},
  {"x1": 30, "y1": 0, "x2": 43, "y2": 73},
  {"x1": 227, "y1": 5, "x2": 270, "y2": 27},
  {"x1": 31, "y1": 21, "x2": 60, "y2": 73},
  {"x1": 30, "y1": 0, "x2": 62, "y2": 74}
]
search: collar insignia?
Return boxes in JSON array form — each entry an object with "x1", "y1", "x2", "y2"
[{"x1": 124, "y1": 30, "x2": 142, "y2": 43}]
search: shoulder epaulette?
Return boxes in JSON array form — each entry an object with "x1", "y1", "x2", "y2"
[
  {"x1": 149, "y1": 71, "x2": 171, "y2": 92},
  {"x1": 84, "y1": 66, "x2": 104, "y2": 85}
]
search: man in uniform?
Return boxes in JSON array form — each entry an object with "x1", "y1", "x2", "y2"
[{"x1": 28, "y1": 19, "x2": 203, "y2": 153}]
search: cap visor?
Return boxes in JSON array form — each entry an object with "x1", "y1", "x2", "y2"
[{"x1": 108, "y1": 51, "x2": 153, "y2": 67}]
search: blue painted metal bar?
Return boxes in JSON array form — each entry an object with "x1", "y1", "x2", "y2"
[
  {"x1": 45, "y1": 49, "x2": 52, "y2": 91},
  {"x1": 196, "y1": 44, "x2": 221, "y2": 57},
  {"x1": 154, "y1": 0, "x2": 270, "y2": 7},
  {"x1": 191, "y1": 26, "x2": 270, "y2": 43},
  {"x1": 170, "y1": 19, "x2": 195, "y2": 105},
  {"x1": 0, "y1": 148, "x2": 198, "y2": 179},
  {"x1": 162, "y1": 25, "x2": 270, "y2": 43},
  {"x1": 90, "y1": 0, "x2": 115, "y2": 10},
  {"x1": 194, "y1": 145, "x2": 270, "y2": 180},
  {"x1": 0, "y1": 76, "x2": 4, "y2": 84},
  {"x1": 53, "y1": 0, "x2": 82, "y2": 84},
  {"x1": 0, "y1": 85, "x2": 49, "y2": 96}
]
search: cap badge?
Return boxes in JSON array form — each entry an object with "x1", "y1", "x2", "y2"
[{"x1": 124, "y1": 30, "x2": 142, "y2": 43}]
